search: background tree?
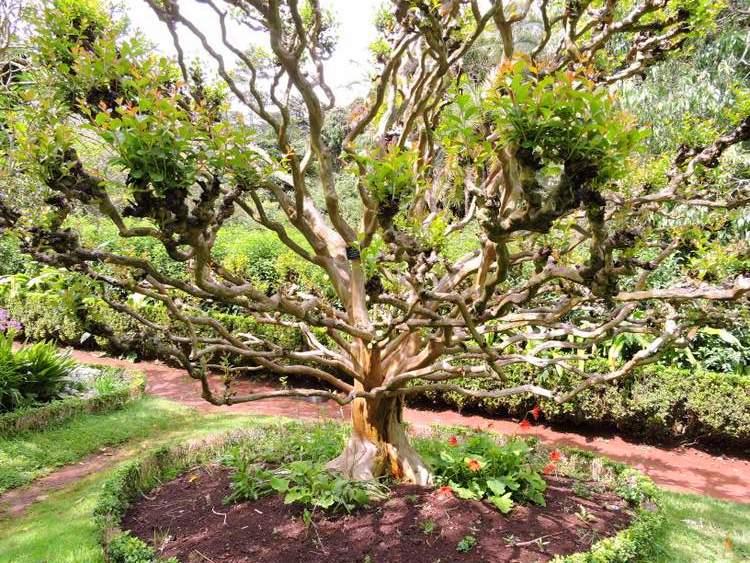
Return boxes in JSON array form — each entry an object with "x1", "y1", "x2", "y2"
[{"x1": 1, "y1": 0, "x2": 749, "y2": 484}]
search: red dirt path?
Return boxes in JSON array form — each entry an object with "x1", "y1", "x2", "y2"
[{"x1": 69, "y1": 349, "x2": 750, "y2": 504}]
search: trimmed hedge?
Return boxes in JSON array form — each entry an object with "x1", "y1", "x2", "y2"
[
  {"x1": 408, "y1": 359, "x2": 750, "y2": 450},
  {"x1": 94, "y1": 426, "x2": 663, "y2": 563},
  {"x1": 0, "y1": 368, "x2": 145, "y2": 436}
]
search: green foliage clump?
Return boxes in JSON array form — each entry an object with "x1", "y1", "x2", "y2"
[
  {"x1": 225, "y1": 454, "x2": 379, "y2": 513},
  {"x1": 229, "y1": 420, "x2": 348, "y2": 466},
  {"x1": 0, "y1": 235, "x2": 26, "y2": 276},
  {"x1": 490, "y1": 61, "x2": 643, "y2": 182},
  {"x1": 108, "y1": 531, "x2": 177, "y2": 563},
  {"x1": 361, "y1": 147, "x2": 419, "y2": 206},
  {"x1": 416, "y1": 431, "x2": 546, "y2": 513},
  {"x1": 0, "y1": 271, "x2": 88, "y2": 344},
  {"x1": 0, "y1": 332, "x2": 75, "y2": 412},
  {"x1": 456, "y1": 534, "x2": 478, "y2": 553}
]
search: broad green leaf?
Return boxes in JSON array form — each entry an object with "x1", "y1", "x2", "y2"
[{"x1": 489, "y1": 492, "x2": 514, "y2": 513}]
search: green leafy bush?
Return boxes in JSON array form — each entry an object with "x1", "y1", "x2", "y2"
[
  {"x1": 107, "y1": 532, "x2": 164, "y2": 563},
  {"x1": 410, "y1": 360, "x2": 750, "y2": 449},
  {"x1": 416, "y1": 432, "x2": 546, "y2": 513},
  {"x1": 489, "y1": 61, "x2": 643, "y2": 182},
  {"x1": 0, "y1": 332, "x2": 75, "y2": 412},
  {"x1": 277, "y1": 465, "x2": 377, "y2": 513},
  {"x1": 223, "y1": 423, "x2": 381, "y2": 513},
  {"x1": 0, "y1": 235, "x2": 25, "y2": 276}
]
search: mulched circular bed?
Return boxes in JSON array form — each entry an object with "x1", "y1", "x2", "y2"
[{"x1": 122, "y1": 465, "x2": 632, "y2": 562}]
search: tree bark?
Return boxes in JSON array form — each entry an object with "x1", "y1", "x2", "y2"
[{"x1": 327, "y1": 395, "x2": 433, "y2": 485}]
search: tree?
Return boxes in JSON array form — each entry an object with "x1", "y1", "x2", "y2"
[{"x1": 1, "y1": 0, "x2": 749, "y2": 484}]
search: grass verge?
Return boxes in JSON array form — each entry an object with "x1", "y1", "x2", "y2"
[
  {"x1": 0, "y1": 396, "x2": 195, "y2": 493},
  {"x1": 652, "y1": 490, "x2": 750, "y2": 562},
  {"x1": 0, "y1": 413, "x2": 291, "y2": 562}
]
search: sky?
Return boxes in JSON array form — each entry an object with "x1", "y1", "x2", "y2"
[{"x1": 125, "y1": 0, "x2": 382, "y2": 105}]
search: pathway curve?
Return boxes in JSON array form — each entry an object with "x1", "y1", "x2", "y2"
[
  {"x1": 70, "y1": 350, "x2": 750, "y2": 504},
  {"x1": 2, "y1": 349, "x2": 748, "y2": 518}
]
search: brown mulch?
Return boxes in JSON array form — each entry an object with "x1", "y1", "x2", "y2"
[{"x1": 122, "y1": 466, "x2": 633, "y2": 563}]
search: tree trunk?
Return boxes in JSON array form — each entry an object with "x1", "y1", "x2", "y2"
[{"x1": 327, "y1": 395, "x2": 433, "y2": 485}]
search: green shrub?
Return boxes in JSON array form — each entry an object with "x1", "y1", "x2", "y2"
[
  {"x1": 409, "y1": 360, "x2": 750, "y2": 449},
  {"x1": 415, "y1": 431, "x2": 546, "y2": 513},
  {"x1": 107, "y1": 532, "x2": 163, "y2": 563},
  {"x1": 221, "y1": 421, "x2": 377, "y2": 512},
  {"x1": 0, "y1": 332, "x2": 75, "y2": 412},
  {"x1": 5, "y1": 290, "x2": 84, "y2": 344},
  {"x1": 0, "y1": 235, "x2": 26, "y2": 276}
]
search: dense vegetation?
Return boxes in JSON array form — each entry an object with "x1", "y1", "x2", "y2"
[{"x1": 0, "y1": 332, "x2": 75, "y2": 413}]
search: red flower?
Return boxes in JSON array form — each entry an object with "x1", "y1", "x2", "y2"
[
  {"x1": 519, "y1": 419, "x2": 531, "y2": 430},
  {"x1": 437, "y1": 485, "x2": 453, "y2": 496},
  {"x1": 466, "y1": 459, "x2": 482, "y2": 472},
  {"x1": 543, "y1": 463, "x2": 556, "y2": 475},
  {"x1": 448, "y1": 436, "x2": 458, "y2": 446},
  {"x1": 530, "y1": 405, "x2": 541, "y2": 421},
  {"x1": 549, "y1": 450, "x2": 562, "y2": 462}
]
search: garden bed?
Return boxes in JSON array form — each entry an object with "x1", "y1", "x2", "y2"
[
  {"x1": 121, "y1": 466, "x2": 632, "y2": 563},
  {"x1": 95, "y1": 424, "x2": 663, "y2": 563},
  {"x1": 0, "y1": 365, "x2": 145, "y2": 436}
]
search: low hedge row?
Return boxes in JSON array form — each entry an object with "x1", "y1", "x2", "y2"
[
  {"x1": 0, "y1": 368, "x2": 145, "y2": 436},
  {"x1": 0, "y1": 275, "x2": 306, "y2": 361},
  {"x1": 408, "y1": 359, "x2": 750, "y2": 451},
  {"x1": 93, "y1": 427, "x2": 664, "y2": 563}
]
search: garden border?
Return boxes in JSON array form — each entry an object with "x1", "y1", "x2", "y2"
[
  {"x1": 0, "y1": 366, "x2": 146, "y2": 436},
  {"x1": 93, "y1": 427, "x2": 664, "y2": 563},
  {"x1": 553, "y1": 448, "x2": 664, "y2": 562}
]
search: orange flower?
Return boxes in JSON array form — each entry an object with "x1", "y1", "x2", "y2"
[
  {"x1": 466, "y1": 458, "x2": 482, "y2": 472},
  {"x1": 448, "y1": 436, "x2": 458, "y2": 446},
  {"x1": 519, "y1": 419, "x2": 531, "y2": 430},
  {"x1": 438, "y1": 485, "x2": 453, "y2": 496},
  {"x1": 530, "y1": 405, "x2": 541, "y2": 421},
  {"x1": 549, "y1": 450, "x2": 562, "y2": 462},
  {"x1": 543, "y1": 463, "x2": 556, "y2": 475}
]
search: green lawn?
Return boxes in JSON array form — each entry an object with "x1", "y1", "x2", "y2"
[
  {"x1": 0, "y1": 397, "x2": 197, "y2": 493},
  {"x1": 653, "y1": 490, "x2": 750, "y2": 562},
  {"x1": 1, "y1": 399, "x2": 748, "y2": 562}
]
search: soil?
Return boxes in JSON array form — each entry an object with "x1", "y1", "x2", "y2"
[{"x1": 122, "y1": 466, "x2": 633, "y2": 563}]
